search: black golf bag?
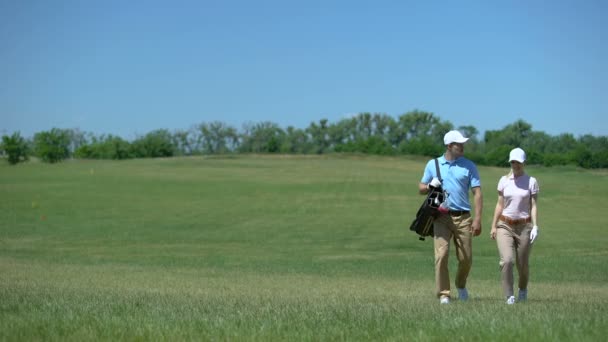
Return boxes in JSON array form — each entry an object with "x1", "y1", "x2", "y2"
[{"x1": 409, "y1": 159, "x2": 447, "y2": 241}]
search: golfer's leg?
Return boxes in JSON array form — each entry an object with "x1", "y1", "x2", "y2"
[
  {"x1": 453, "y1": 214, "x2": 473, "y2": 289},
  {"x1": 433, "y1": 215, "x2": 452, "y2": 299},
  {"x1": 516, "y1": 224, "x2": 532, "y2": 290},
  {"x1": 496, "y1": 225, "x2": 515, "y2": 298}
]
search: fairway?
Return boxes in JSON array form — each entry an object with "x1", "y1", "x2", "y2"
[{"x1": 1, "y1": 155, "x2": 607, "y2": 341}]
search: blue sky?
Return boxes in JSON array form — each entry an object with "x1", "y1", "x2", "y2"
[{"x1": 1, "y1": 0, "x2": 606, "y2": 140}]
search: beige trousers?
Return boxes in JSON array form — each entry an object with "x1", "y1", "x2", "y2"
[
  {"x1": 496, "y1": 221, "x2": 533, "y2": 298},
  {"x1": 433, "y1": 213, "x2": 473, "y2": 298}
]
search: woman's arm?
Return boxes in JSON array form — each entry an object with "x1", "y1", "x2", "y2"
[
  {"x1": 490, "y1": 192, "x2": 504, "y2": 240},
  {"x1": 530, "y1": 194, "x2": 538, "y2": 227}
]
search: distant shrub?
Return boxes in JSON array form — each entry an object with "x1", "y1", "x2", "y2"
[
  {"x1": 1, "y1": 132, "x2": 30, "y2": 165},
  {"x1": 399, "y1": 137, "x2": 443, "y2": 157},
  {"x1": 131, "y1": 129, "x2": 176, "y2": 158},
  {"x1": 34, "y1": 128, "x2": 71, "y2": 163},
  {"x1": 74, "y1": 135, "x2": 133, "y2": 159},
  {"x1": 542, "y1": 153, "x2": 571, "y2": 167}
]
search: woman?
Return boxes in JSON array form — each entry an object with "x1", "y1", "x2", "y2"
[{"x1": 490, "y1": 147, "x2": 539, "y2": 304}]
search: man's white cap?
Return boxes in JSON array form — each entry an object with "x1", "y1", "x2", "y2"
[
  {"x1": 509, "y1": 147, "x2": 526, "y2": 163},
  {"x1": 443, "y1": 130, "x2": 469, "y2": 145}
]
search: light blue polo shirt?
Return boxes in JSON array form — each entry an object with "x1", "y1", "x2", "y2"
[{"x1": 420, "y1": 155, "x2": 481, "y2": 211}]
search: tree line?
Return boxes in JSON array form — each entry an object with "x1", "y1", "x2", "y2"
[{"x1": 2, "y1": 110, "x2": 607, "y2": 168}]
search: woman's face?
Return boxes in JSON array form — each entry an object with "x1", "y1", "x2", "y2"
[{"x1": 510, "y1": 160, "x2": 524, "y2": 173}]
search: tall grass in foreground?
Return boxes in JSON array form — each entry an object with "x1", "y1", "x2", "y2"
[{"x1": 1, "y1": 155, "x2": 607, "y2": 341}]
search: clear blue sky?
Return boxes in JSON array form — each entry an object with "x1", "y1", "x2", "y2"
[{"x1": 1, "y1": 0, "x2": 606, "y2": 140}]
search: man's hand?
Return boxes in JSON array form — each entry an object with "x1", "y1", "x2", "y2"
[
  {"x1": 490, "y1": 226, "x2": 497, "y2": 240},
  {"x1": 472, "y1": 219, "x2": 482, "y2": 237},
  {"x1": 429, "y1": 177, "x2": 442, "y2": 189},
  {"x1": 530, "y1": 225, "x2": 539, "y2": 243}
]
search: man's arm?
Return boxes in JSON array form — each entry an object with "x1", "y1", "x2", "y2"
[
  {"x1": 471, "y1": 186, "x2": 483, "y2": 236},
  {"x1": 419, "y1": 182, "x2": 429, "y2": 195},
  {"x1": 419, "y1": 175, "x2": 441, "y2": 195}
]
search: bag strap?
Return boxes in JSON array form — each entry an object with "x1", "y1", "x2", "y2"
[{"x1": 434, "y1": 158, "x2": 442, "y2": 182}]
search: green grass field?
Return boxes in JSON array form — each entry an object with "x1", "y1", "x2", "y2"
[{"x1": 1, "y1": 154, "x2": 607, "y2": 341}]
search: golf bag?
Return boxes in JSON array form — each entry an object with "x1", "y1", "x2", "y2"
[{"x1": 409, "y1": 159, "x2": 447, "y2": 241}]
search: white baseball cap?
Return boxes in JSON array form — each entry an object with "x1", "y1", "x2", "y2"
[
  {"x1": 443, "y1": 130, "x2": 469, "y2": 145},
  {"x1": 509, "y1": 148, "x2": 526, "y2": 163}
]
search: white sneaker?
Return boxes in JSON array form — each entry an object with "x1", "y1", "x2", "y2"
[
  {"x1": 457, "y1": 288, "x2": 469, "y2": 301},
  {"x1": 506, "y1": 296, "x2": 515, "y2": 305},
  {"x1": 518, "y1": 289, "x2": 527, "y2": 301},
  {"x1": 440, "y1": 297, "x2": 450, "y2": 304}
]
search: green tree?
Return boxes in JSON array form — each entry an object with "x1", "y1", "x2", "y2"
[
  {"x1": 34, "y1": 128, "x2": 71, "y2": 163},
  {"x1": 239, "y1": 121, "x2": 285, "y2": 153},
  {"x1": 548, "y1": 133, "x2": 578, "y2": 153},
  {"x1": 484, "y1": 119, "x2": 533, "y2": 149},
  {"x1": 281, "y1": 126, "x2": 310, "y2": 153},
  {"x1": 74, "y1": 134, "x2": 133, "y2": 159},
  {"x1": 66, "y1": 128, "x2": 88, "y2": 155},
  {"x1": 401, "y1": 111, "x2": 451, "y2": 141},
  {"x1": 399, "y1": 135, "x2": 444, "y2": 157},
  {"x1": 578, "y1": 135, "x2": 608, "y2": 168},
  {"x1": 520, "y1": 131, "x2": 552, "y2": 165},
  {"x1": 357, "y1": 136, "x2": 394, "y2": 155},
  {"x1": 371, "y1": 113, "x2": 394, "y2": 139},
  {"x1": 395, "y1": 110, "x2": 453, "y2": 156},
  {"x1": 306, "y1": 119, "x2": 330, "y2": 154},
  {"x1": 483, "y1": 144, "x2": 513, "y2": 167},
  {"x1": 1, "y1": 131, "x2": 30, "y2": 164},
  {"x1": 198, "y1": 121, "x2": 239, "y2": 154},
  {"x1": 356, "y1": 113, "x2": 373, "y2": 139},
  {"x1": 592, "y1": 150, "x2": 608, "y2": 168},
  {"x1": 172, "y1": 129, "x2": 196, "y2": 156},
  {"x1": 131, "y1": 129, "x2": 176, "y2": 158},
  {"x1": 328, "y1": 117, "x2": 357, "y2": 148}
]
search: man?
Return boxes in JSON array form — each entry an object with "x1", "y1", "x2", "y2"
[{"x1": 418, "y1": 130, "x2": 483, "y2": 304}]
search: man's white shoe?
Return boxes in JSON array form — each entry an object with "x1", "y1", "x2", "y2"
[
  {"x1": 518, "y1": 289, "x2": 527, "y2": 302},
  {"x1": 457, "y1": 288, "x2": 469, "y2": 301},
  {"x1": 506, "y1": 296, "x2": 515, "y2": 305},
  {"x1": 440, "y1": 297, "x2": 450, "y2": 304}
]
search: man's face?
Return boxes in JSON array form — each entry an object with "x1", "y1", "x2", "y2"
[{"x1": 448, "y1": 142, "x2": 464, "y2": 156}]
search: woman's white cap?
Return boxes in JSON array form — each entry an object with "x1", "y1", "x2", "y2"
[
  {"x1": 509, "y1": 147, "x2": 526, "y2": 163},
  {"x1": 443, "y1": 130, "x2": 469, "y2": 145}
]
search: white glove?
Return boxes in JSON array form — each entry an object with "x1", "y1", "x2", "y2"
[
  {"x1": 530, "y1": 225, "x2": 539, "y2": 243},
  {"x1": 429, "y1": 177, "x2": 442, "y2": 189}
]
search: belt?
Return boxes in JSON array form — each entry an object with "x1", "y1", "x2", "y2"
[
  {"x1": 499, "y1": 215, "x2": 531, "y2": 225},
  {"x1": 449, "y1": 210, "x2": 470, "y2": 216}
]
